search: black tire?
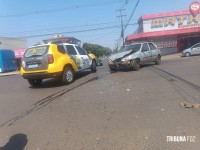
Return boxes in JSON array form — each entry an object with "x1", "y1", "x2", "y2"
[
  {"x1": 91, "y1": 60, "x2": 97, "y2": 72},
  {"x1": 109, "y1": 65, "x2": 116, "y2": 71},
  {"x1": 155, "y1": 55, "x2": 161, "y2": 65},
  {"x1": 28, "y1": 79, "x2": 42, "y2": 86},
  {"x1": 185, "y1": 52, "x2": 191, "y2": 57},
  {"x1": 132, "y1": 59, "x2": 140, "y2": 71},
  {"x1": 62, "y1": 67, "x2": 74, "y2": 84}
]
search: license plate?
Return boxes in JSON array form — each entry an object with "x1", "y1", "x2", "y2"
[{"x1": 29, "y1": 64, "x2": 38, "y2": 69}]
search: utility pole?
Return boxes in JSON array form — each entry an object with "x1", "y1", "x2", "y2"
[
  {"x1": 117, "y1": 9, "x2": 126, "y2": 46},
  {"x1": 115, "y1": 39, "x2": 119, "y2": 53}
]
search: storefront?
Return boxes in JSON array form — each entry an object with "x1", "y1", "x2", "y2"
[{"x1": 126, "y1": 1, "x2": 200, "y2": 55}]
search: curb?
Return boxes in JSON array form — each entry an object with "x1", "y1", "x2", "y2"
[{"x1": 0, "y1": 71, "x2": 20, "y2": 77}]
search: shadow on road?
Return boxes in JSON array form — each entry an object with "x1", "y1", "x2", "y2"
[
  {"x1": 109, "y1": 63, "x2": 156, "y2": 73},
  {"x1": 29, "y1": 70, "x2": 92, "y2": 89},
  {"x1": 0, "y1": 134, "x2": 28, "y2": 150}
]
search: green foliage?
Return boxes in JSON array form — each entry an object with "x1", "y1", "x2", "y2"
[{"x1": 83, "y1": 43, "x2": 111, "y2": 58}]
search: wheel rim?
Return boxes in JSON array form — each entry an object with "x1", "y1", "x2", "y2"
[
  {"x1": 186, "y1": 53, "x2": 190, "y2": 57},
  {"x1": 65, "y1": 70, "x2": 73, "y2": 82},
  {"x1": 135, "y1": 61, "x2": 139, "y2": 69}
]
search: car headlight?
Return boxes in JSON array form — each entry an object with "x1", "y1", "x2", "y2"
[
  {"x1": 109, "y1": 59, "x2": 114, "y2": 64},
  {"x1": 121, "y1": 56, "x2": 129, "y2": 62}
]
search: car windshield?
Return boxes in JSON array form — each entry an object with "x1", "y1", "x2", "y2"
[
  {"x1": 24, "y1": 46, "x2": 49, "y2": 58},
  {"x1": 124, "y1": 44, "x2": 141, "y2": 52}
]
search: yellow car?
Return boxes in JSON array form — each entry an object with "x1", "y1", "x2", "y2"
[{"x1": 20, "y1": 43, "x2": 96, "y2": 86}]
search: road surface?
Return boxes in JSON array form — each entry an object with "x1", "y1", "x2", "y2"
[{"x1": 0, "y1": 55, "x2": 200, "y2": 150}]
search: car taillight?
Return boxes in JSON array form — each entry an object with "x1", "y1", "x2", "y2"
[{"x1": 48, "y1": 54, "x2": 54, "y2": 64}]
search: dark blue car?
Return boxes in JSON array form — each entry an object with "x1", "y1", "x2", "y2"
[{"x1": 0, "y1": 49, "x2": 17, "y2": 73}]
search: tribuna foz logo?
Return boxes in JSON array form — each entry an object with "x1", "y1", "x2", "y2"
[{"x1": 190, "y1": 1, "x2": 200, "y2": 16}]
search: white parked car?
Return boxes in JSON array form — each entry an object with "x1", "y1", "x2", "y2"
[{"x1": 182, "y1": 43, "x2": 200, "y2": 57}]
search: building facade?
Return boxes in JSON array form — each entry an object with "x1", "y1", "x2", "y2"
[
  {"x1": 0, "y1": 36, "x2": 27, "y2": 50},
  {"x1": 126, "y1": 1, "x2": 200, "y2": 55}
]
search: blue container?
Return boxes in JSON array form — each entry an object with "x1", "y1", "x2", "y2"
[{"x1": 0, "y1": 49, "x2": 17, "y2": 73}]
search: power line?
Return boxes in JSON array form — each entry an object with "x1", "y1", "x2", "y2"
[
  {"x1": 0, "y1": 21, "x2": 124, "y2": 36},
  {"x1": 15, "y1": 25, "x2": 122, "y2": 39},
  {"x1": 124, "y1": 0, "x2": 141, "y2": 31},
  {"x1": 0, "y1": 0, "x2": 121, "y2": 18},
  {"x1": 87, "y1": 30, "x2": 118, "y2": 43}
]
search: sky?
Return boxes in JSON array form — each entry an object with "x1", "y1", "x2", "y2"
[{"x1": 0, "y1": 0, "x2": 195, "y2": 49}]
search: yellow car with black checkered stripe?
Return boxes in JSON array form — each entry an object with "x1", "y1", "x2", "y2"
[{"x1": 20, "y1": 43, "x2": 96, "y2": 86}]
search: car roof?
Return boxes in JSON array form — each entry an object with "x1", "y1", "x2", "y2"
[
  {"x1": 125, "y1": 41, "x2": 155, "y2": 46},
  {"x1": 62, "y1": 43, "x2": 79, "y2": 46},
  {"x1": 28, "y1": 44, "x2": 51, "y2": 49}
]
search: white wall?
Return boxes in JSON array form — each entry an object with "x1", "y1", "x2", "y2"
[{"x1": 0, "y1": 37, "x2": 27, "y2": 50}]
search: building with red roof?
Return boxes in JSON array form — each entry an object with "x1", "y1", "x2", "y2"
[{"x1": 126, "y1": 1, "x2": 200, "y2": 55}]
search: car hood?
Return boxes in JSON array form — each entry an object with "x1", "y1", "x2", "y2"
[
  {"x1": 109, "y1": 50, "x2": 135, "y2": 61},
  {"x1": 183, "y1": 48, "x2": 190, "y2": 53}
]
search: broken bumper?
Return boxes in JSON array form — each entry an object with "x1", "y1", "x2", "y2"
[{"x1": 109, "y1": 60, "x2": 132, "y2": 69}]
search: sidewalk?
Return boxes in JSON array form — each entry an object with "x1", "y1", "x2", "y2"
[
  {"x1": 162, "y1": 52, "x2": 182, "y2": 60},
  {"x1": 0, "y1": 71, "x2": 20, "y2": 77}
]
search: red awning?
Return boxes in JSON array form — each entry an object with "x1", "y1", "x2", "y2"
[{"x1": 126, "y1": 27, "x2": 200, "y2": 42}]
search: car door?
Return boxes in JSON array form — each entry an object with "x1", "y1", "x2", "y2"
[
  {"x1": 75, "y1": 46, "x2": 91, "y2": 70},
  {"x1": 191, "y1": 43, "x2": 200, "y2": 55},
  {"x1": 65, "y1": 44, "x2": 81, "y2": 70},
  {"x1": 141, "y1": 43, "x2": 151, "y2": 63},
  {"x1": 148, "y1": 42, "x2": 158, "y2": 61}
]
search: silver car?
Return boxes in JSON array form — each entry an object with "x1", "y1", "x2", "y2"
[
  {"x1": 108, "y1": 42, "x2": 161, "y2": 71},
  {"x1": 182, "y1": 43, "x2": 200, "y2": 57}
]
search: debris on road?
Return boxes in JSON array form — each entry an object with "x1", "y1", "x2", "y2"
[
  {"x1": 180, "y1": 102, "x2": 200, "y2": 109},
  {"x1": 127, "y1": 88, "x2": 130, "y2": 92}
]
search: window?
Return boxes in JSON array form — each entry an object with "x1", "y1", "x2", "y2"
[
  {"x1": 24, "y1": 46, "x2": 49, "y2": 58},
  {"x1": 193, "y1": 44, "x2": 200, "y2": 48},
  {"x1": 148, "y1": 43, "x2": 157, "y2": 50},
  {"x1": 141, "y1": 43, "x2": 149, "y2": 52},
  {"x1": 76, "y1": 46, "x2": 87, "y2": 55},
  {"x1": 65, "y1": 45, "x2": 77, "y2": 55},
  {"x1": 125, "y1": 44, "x2": 141, "y2": 52},
  {"x1": 57, "y1": 45, "x2": 65, "y2": 54}
]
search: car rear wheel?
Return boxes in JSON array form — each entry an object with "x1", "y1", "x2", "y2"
[
  {"x1": 62, "y1": 67, "x2": 74, "y2": 84},
  {"x1": 185, "y1": 52, "x2": 191, "y2": 57},
  {"x1": 132, "y1": 59, "x2": 140, "y2": 71},
  {"x1": 28, "y1": 79, "x2": 42, "y2": 86},
  {"x1": 155, "y1": 55, "x2": 161, "y2": 65},
  {"x1": 91, "y1": 60, "x2": 97, "y2": 72}
]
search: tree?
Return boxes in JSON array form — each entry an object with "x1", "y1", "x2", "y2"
[{"x1": 82, "y1": 43, "x2": 111, "y2": 57}]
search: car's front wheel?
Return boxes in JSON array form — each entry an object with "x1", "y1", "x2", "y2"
[
  {"x1": 185, "y1": 52, "x2": 191, "y2": 57},
  {"x1": 109, "y1": 66, "x2": 116, "y2": 72},
  {"x1": 62, "y1": 67, "x2": 74, "y2": 84},
  {"x1": 132, "y1": 59, "x2": 140, "y2": 71},
  {"x1": 155, "y1": 55, "x2": 161, "y2": 65},
  {"x1": 28, "y1": 79, "x2": 42, "y2": 86}
]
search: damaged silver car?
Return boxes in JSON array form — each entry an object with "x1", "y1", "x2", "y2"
[{"x1": 108, "y1": 42, "x2": 161, "y2": 71}]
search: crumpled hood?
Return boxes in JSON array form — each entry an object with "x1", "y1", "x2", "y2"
[{"x1": 109, "y1": 50, "x2": 134, "y2": 61}]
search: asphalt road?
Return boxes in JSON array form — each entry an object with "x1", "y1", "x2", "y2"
[{"x1": 0, "y1": 55, "x2": 200, "y2": 150}]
